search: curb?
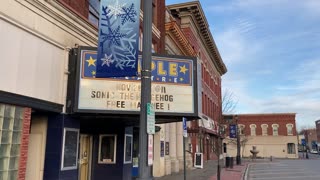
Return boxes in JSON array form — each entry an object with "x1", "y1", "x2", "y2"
[{"x1": 242, "y1": 163, "x2": 251, "y2": 180}]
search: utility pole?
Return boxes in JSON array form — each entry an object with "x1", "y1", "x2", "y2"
[
  {"x1": 235, "y1": 115, "x2": 241, "y2": 165},
  {"x1": 138, "y1": 0, "x2": 153, "y2": 179},
  {"x1": 217, "y1": 125, "x2": 222, "y2": 180}
]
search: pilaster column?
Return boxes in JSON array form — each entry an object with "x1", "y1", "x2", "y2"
[
  {"x1": 164, "y1": 123, "x2": 171, "y2": 175},
  {"x1": 170, "y1": 123, "x2": 179, "y2": 173},
  {"x1": 176, "y1": 122, "x2": 184, "y2": 170}
]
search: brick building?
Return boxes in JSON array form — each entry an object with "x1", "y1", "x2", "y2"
[
  {"x1": 167, "y1": 1, "x2": 227, "y2": 163},
  {"x1": 223, "y1": 113, "x2": 298, "y2": 159},
  {"x1": 1, "y1": 0, "x2": 226, "y2": 179}
]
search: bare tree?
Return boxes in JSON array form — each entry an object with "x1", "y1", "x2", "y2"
[
  {"x1": 226, "y1": 134, "x2": 250, "y2": 157},
  {"x1": 222, "y1": 89, "x2": 238, "y2": 114}
]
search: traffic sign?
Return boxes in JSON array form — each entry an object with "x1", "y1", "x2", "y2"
[
  {"x1": 301, "y1": 139, "x2": 306, "y2": 146},
  {"x1": 183, "y1": 117, "x2": 187, "y2": 137},
  {"x1": 147, "y1": 103, "x2": 155, "y2": 134}
]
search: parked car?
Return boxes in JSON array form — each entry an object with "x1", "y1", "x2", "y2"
[{"x1": 310, "y1": 149, "x2": 318, "y2": 154}]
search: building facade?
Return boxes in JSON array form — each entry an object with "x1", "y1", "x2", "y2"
[
  {"x1": 0, "y1": 0, "x2": 165, "y2": 180},
  {"x1": 0, "y1": 0, "x2": 226, "y2": 179},
  {"x1": 303, "y1": 128, "x2": 317, "y2": 151},
  {"x1": 223, "y1": 114, "x2": 298, "y2": 159},
  {"x1": 167, "y1": 1, "x2": 227, "y2": 164}
]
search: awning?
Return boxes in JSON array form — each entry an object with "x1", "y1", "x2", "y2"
[{"x1": 198, "y1": 115, "x2": 219, "y2": 135}]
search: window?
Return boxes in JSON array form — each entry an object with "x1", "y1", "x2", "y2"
[
  {"x1": 61, "y1": 128, "x2": 79, "y2": 170},
  {"x1": 0, "y1": 104, "x2": 24, "y2": 179},
  {"x1": 287, "y1": 143, "x2": 295, "y2": 154},
  {"x1": 272, "y1": 124, "x2": 279, "y2": 136},
  {"x1": 89, "y1": 0, "x2": 100, "y2": 26},
  {"x1": 223, "y1": 143, "x2": 227, "y2": 153},
  {"x1": 261, "y1": 124, "x2": 268, "y2": 136},
  {"x1": 250, "y1": 124, "x2": 256, "y2": 136},
  {"x1": 286, "y1": 124, "x2": 293, "y2": 135},
  {"x1": 124, "y1": 134, "x2": 133, "y2": 164},
  {"x1": 99, "y1": 135, "x2": 117, "y2": 164},
  {"x1": 239, "y1": 124, "x2": 245, "y2": 135}
]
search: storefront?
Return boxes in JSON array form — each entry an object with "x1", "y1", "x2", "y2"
[
  {"x1": 0, "y1": 91, "x2": 63, "y2": 180},
  {"x1": 42, "y1": 46, "x2": 201, "y2": 180}
]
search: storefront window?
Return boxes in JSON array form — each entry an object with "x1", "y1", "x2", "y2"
[
  {"x1": 0, "y1": 104, "x2": 24, "y2": 180},
  {"x1": 61, "y1": 128, "x2": 79, "y2": 170},
  {"x1": 99, "y1": 135, "x2": 117, "y2": 164}
]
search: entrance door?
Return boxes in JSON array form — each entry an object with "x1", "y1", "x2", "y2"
[{"x1": 79, "y1": 135, "x2": 92, "y2": 180}]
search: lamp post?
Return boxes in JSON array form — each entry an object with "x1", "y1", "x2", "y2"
[
  {"x1": 217, "y1": 124, "x2": 225, "y2": 180},
  {"x1": 235, "y1": 115, "x2": 241, "y2": 165},
  {"x1": 138, "y1": 0, "x2": 153, "y2": 179}
]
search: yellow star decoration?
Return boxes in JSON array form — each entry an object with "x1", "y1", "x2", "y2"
[
  {"x1": 180, "y1": 77, "x2": 184, "y2": 81},
  {"x1": 179, "y1": 65, "x2": 188, "y2": 74},
  {"x1": 86, "y1": 56, "x2": 96, "y2": 67},
  {"x1": 91, "y1": 71, "x2": 96, "y2": 76}
]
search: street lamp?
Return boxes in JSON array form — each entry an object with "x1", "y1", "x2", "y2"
[
  {"x1": 217, "y1": 124, "x2": 224, "y2": 180},
  {"x1": 235, "y1": 115, "x2": 241, "y2": 165}
]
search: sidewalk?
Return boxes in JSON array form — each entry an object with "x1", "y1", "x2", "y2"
[
  {"x1": 154, "y1": 160, "x2": 248, "y2": 180},
  {"x1": 210, "y1": 162, "x2": 248, "y2": 180}
]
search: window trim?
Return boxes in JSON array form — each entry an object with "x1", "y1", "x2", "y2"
[
  {"x1": 287, "y1": 143, "x2": 296, "y2": 154},
  {"x1": 286, "y1": 124, "x2": 294, "y2": 135},
  {"x1": 250, "y1": 124, "x2": 256, "y2": 136},
  {"x1": 261, "y1": 124, "x2": 268, "y2": 136},
  {"x1": 123, "y1": 134, "x2": 133, "y2": 164},
  {"x1": 98, "y1": 134, "x2": 117, "y2": 164},
  {"x1": 61, "y1": 128, "x2": 80, "y2": 171},
  {"x1": 239, "y1": 124, "x2": 245, "y2": 135},
  {"x1": 272, "y1": 124, "x2": 279, "y2": 136}
]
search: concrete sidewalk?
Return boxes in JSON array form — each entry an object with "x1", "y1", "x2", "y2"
[{"x1": 154, "y1": 160, "x2": 249, "y2": 180}]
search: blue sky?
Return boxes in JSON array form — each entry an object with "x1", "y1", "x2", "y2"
[{"x1": 166, "y1": 0, "x2": 320, "y2": 129}]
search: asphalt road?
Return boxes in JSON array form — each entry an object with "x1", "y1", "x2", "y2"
[{"x1": 246, "y1": 156, "x2": 320, "y2": 180}]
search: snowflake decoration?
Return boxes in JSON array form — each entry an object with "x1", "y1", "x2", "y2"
[
  {"x1": 109, "y1": 0, "x2": 127, "y2": 18},
  {"x1": 105, "y1": 26, "x2": 126, "y2": 46},
  {"x1": 117, "y1": 3, "x2": 137, "y2": 25},
  {"x1": 101, "y1": 6, "x2": 113, "y2": 23},
  {"x1": 101, "y1": 53, "x2": 114, "y2": 67}
]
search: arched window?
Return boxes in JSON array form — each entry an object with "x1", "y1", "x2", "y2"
[
  {"x1": 239, "y1": 124, "x2": 245, "y2": 135},
  {"x1": 272, "y1": 124, "x2": 279, "y2": 136},
  {"x1": 286, "y1": 124, "x2": 294, "y2": 135},
  {"x1": 250, "y1": 124, "x2": 256, "y2": 136},
  {"x1": 261, "y1": 124, "x2": 268, "y2": 136}
]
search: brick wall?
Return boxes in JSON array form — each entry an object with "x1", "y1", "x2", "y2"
[
  {"x1": 156, "y1": 0, "x2": 165, "y2": 53},
  {"x1": 59, "y1": 0, "x2": 89, "y2": 18},
  {"x1": 181, "y1": 26, "x2": 222, "y2": 122},
  {"x1": 18, "y1": 108, "x2": 31, "y2": 180},
  {"x1": 224, "y1": 114, "x2": 297, "y2": 137}
]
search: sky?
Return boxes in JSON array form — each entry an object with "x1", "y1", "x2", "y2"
[{"x1": 166, "y1": 0, "x2": 320, "y2": 129}]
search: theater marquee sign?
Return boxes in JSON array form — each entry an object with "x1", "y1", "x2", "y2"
[{"x1": 70, "y1": 47, "x2": 201, "y2": 117}]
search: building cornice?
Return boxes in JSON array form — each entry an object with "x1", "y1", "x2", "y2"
[
  {"x1": 165, "y1": 21, "x2": 196, "y2": 56},
  {"x1": 167, "y1": 1, "x2": 227, "y2": 75}
]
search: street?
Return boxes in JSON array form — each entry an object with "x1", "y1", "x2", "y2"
[{"x1": 245, "y1": 157, "x2": 320, "y2": 180}]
